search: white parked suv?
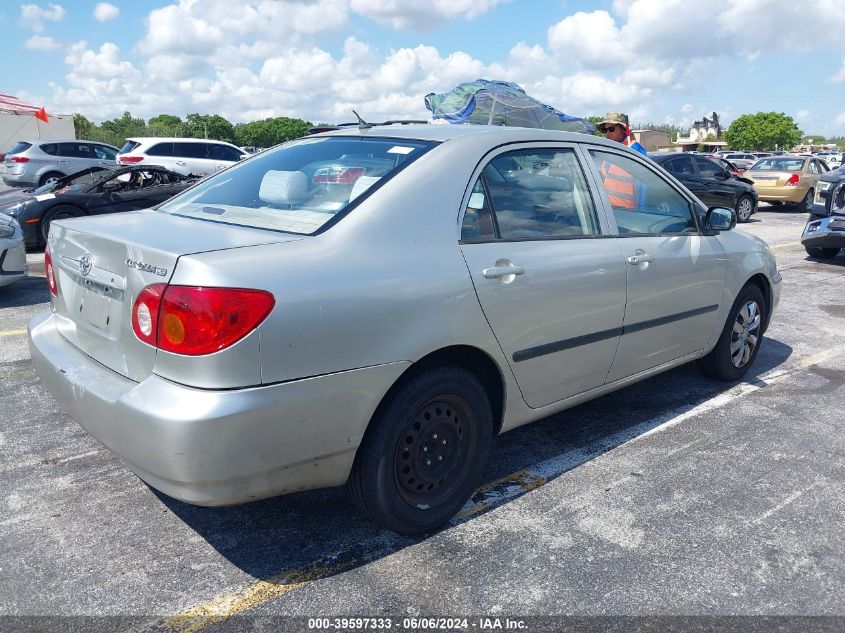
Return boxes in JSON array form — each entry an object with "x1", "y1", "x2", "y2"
[{"x1": 117, "y1": 138, "x2": 248, "y2": 176}]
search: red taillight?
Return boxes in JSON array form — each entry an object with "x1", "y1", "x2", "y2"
[
  {"x1": 131, "y1": 283, "x2": 165, "y2": 346},
  {"x1": 312, "y1": 166, "x2": 365, "y2": 184},
  {"x1": 786, "y1": 173, "x2": 800, "y2": 186},
  {"x1": 132, "y1": 285, "x2": 275, "y2": 355},
  {"x1": 10, "y1": 156, "x2": 29, "y2": 163},
  {"x1": 44, "y1": 245, "x2": 57, "y2": 296},
  {"x1": 118, "y1": 155, "x2": 144, "y2": 164}
]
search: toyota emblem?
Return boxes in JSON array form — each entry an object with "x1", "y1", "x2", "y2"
[{"x1": 79, "y1": 254, "x2": 93, "y2": 277}]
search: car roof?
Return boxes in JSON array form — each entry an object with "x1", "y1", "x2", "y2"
[
  {"x1": 17, "y1": 139, "x2": 116, "y2": 145},
  {"x1": 126, "y1": 137, "x2": 240, "y2": 145},
  {"x1": 310, "y1": 124, "x2": 629, "y2": 150}
]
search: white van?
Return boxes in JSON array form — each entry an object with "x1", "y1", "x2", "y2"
[{"x1": 117, "y1": 137, "x2": 247, "y2": 175}]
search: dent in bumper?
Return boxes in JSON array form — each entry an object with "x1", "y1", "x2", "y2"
[{"x1": 28, "y1": 310, "x2": 410, "y2": 506}]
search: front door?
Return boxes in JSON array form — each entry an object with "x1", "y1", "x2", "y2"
[
  {"x1": 587, "y1": 148, "x2": 727, "y2": 382},
  {"x1": 460, "y1": 145, "x2": 627, "y2": 408}
]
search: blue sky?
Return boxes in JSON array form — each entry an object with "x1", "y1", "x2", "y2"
[{"x1": 2, "y1": 0, "x2": 845, "y2": 136}]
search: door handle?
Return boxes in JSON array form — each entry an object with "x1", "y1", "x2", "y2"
[
  {"x1": 175, "y1": 161, "x2": 187, "y2": 166},
  {"x1": 627, "y1": 250, "x2": 655, "y2": 265},
  {"x1": 482, "y1": 264, "x2": 525, "y2": 279}
]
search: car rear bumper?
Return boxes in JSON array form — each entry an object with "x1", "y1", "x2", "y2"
[
  {"x1": 28, "y1": 310, "x2": 410, "y2": 506},
  {"x1": 2, "y1": 171, "x2": 36, "y2": 187},
  {"x1": 755, "y1": 186, "x2": 810, "y2": 203},
  {"x1": 801, "y1": 216, "x2": 845, "y2": 249}
]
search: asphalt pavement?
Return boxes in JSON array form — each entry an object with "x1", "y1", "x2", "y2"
[{"x1": 0, "y1": 204, "x2": 842, "y2": 632}]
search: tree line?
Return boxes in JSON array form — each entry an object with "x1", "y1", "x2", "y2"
[
  {"x1": 73, "y1": 112, "x2": 313, "y2": 149},
  {"x1": 74, "y1": 110, "x2": 843, "y2": 153}
]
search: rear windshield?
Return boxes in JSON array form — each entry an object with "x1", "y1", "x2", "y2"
[
  {"x1": 119, "y1": 141, "x2": 141, "y2": 154},
  {"x1": 750, "y1": 158, "x2": 805, "y2": 172},
  {"x1": 7, "y1": 142, "x2": 32, "y2": 155},
  {"x1": 158, "y1": 136, "x2": 436, "y2": 235}
]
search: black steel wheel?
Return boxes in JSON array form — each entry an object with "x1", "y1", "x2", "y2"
[{"x1": 347, "y1": 365, "x2": 493, "y2": 535}]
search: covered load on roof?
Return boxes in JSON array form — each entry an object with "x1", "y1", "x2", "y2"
[{"x1": 424, "y1": 79, "x2": 595, "y2": 134}]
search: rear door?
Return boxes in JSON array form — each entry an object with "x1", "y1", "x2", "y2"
[
  {"x1": 210, "y1": 142, "x2": 244, "y2": 171},
  {"x1": 173, "y1": 142, "x2": 215, "y2": 175},
  {"x1": 459, "y1": 144, "x2": 627, "y2": 408},
  {"x1": 586, "y1": 147, "x2": 726, "y2": 382},
  {"x1": 143, "y1": 142, "x2": 175, "y2": 171}
]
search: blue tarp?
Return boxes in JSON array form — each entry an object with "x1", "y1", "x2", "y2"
[{"x1": 424, "y1": 79, "x2": 595, "y2": 134}]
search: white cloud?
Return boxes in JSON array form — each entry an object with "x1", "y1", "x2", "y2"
[
  {"x1": 20, "y1": 2, "x2": 65, "y2": 32},
  {"x1": 548, "y1": 11, "x2": 628, "y2": 69},
  {"x1": 796, "y1": 110, "x2": 810, "y2": 121},
  {"x1": 93, "y1": 3, "x2": 119, "y2": 22},
  {"x1": 350, "y1": 0, "x2": 506, "y2": 29},
  {"x1": 835, "y1": 112, "x2": 845, "y2": 129},
  {"x1": 681, "y1": 104, "x2": 693, "y2": 114},
  {"x1": 25, "y1": 35, "x2": 61, "y2": 51}
]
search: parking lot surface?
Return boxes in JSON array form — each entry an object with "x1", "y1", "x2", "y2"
[{"x1": 0, "y1": 205, "x2": 842, "y2": 629}]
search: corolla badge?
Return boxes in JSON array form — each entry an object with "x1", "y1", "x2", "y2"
[
  {"x1": 79, "y1": 254, "x2": 93, "y2": 277},
  {"x1": 125, "y1": 258, "x2": 167, "y2": 277}
]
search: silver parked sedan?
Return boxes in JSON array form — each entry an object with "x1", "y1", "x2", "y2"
[{"x1": 29, "y1": 125, "x2": 781, "y2": 534}]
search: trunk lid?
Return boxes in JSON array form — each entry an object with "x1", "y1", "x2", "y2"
[
  {"x1": 748, "y1": 170, "x2": 796, "y2": 187},
  {"x1": 49, "y1": 209, "x2": 301, "y2": 382}
]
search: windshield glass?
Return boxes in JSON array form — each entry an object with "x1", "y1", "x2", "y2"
[
  {"x1": 750, "y1": 158, "x2": 805, "y2": 172},
  {"x1": 158, "y1": 136, "x2": 437, "y2": 235}
]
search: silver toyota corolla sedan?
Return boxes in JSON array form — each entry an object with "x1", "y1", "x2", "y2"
[{"x1": 29, "y1": 125, "x2": 781, "y2": 534}]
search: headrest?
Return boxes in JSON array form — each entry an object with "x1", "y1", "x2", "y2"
[
  {"x1": 349, "y1": 176, "x2": 380, "y2": 202},
  {"x1": 259, "y1": 170, "x2": 308, "y2": 206}
]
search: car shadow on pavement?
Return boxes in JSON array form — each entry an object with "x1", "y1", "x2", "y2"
[
  {"x1": 156, "y1": 337, "x2": 794, "y2": 587},
  {"x1": 0, "y1": 276, "x2": 50, "y2": 309}
]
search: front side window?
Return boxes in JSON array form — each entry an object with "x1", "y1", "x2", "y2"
[
  {"x1": 589, "y1": 149, "x2": 697, "y2": 235},
  {"x1": 665, "y1": 155, "x2": 695, "y2": 177},
  {"x1": 210, "y1": 144, "x2": 243, "y2": 162},
  {"x1": 695, "y1": 156, "x2": 722, "y2": 178},
  {"x1": 462, "y1": 148, "x2": 601, "y2": 241},
  {"x1": 93, "y1": 145, "x2": 117, "y2": 160},
  {"x1": 158, "y1": 136, "x2": 436, "y2": 235}
]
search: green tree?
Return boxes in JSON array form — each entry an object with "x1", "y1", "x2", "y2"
[
  {"x1": 72, "y1": 113, "x2": 95, "y2": 140},
  {"x1": 99, "y1": 111, "x2": 148, "y2": 147},
  {"x1": 724, "y1": 112, "x2": 802, "y2": 151},
  {"x1": 183, "y1": 113, "x2": 236, "y2": 142},
  {"x1": 803, "y1": 134, "x2": 826, "y2": 145},
  {"x1": 147, "y1": 114, "x2": 183, "y2": 137},
  {"x1": 234, "y1": 116, "x2": 312, "y2": 147}
]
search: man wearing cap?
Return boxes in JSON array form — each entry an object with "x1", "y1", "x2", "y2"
[
  {"x1": 597, "y1": 112, "x2": 648, "y2": 156},
  {"x1": 596, "y1": 111, "x2": 648, "y2": 210}
]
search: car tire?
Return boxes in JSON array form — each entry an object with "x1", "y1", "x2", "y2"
[
  {"x1": 698, "y1": 284, "x2": 766, "y2": 382},
  {"x1": 798, "y1": 189, "x2": 814, "y2": 213},
  {"x1": 735, "y1": 194, "x2": 754, "y2": 222},
  {"x1": 38, "y1": 171, "x2": 64, "y2": 187},
  {"x1": 40, "y1": 205, "x2": 84, "y2": 244},
  {"x1": 804, "y1": 246, "x2": 840, "y2": 259},
  {"x1": 347, "y1": 365, "x2": 494, "y2": 535}
]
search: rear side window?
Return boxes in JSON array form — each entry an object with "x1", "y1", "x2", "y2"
[
  {"x1": 665, "y1": 155, "x2": 695, "y2": 176},
  {"x1": 93, "y1": 145, "x2": 117, "y2": 160},
  {"x1": 210, "y1": 143, "x2": 243, "y2": 162},
  {"x1": 39, "y1": 143, "x2": 59, "y2": 156},
  {"x1": 147, "y1": 142, "x2": 174, "y2": 157},
  {"x1": 8, "y1": 142, "x2": 33, "y2": 155},
  {"x1": 59, "y1": 143, "x2": 97, "y2": 158},
  {"x1": 119, "y1": 141, "x2": 141, "y2": 154},
  {"x1": 463, "y1": 148, "x2": 601, "y2": 241},
  {"x1": 174, "y1": 142, "x2": 209, "y2": 159},
  {"x1": 159, "y1": 136, "x2": 436, "y2": 235}
]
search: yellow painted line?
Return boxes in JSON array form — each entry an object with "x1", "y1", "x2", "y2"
[
  {"x1": 771, "y1": 241, "x2": 801, "y2": 252},
  {"x1": 0, "y1": 329, "x2": 27, "y2": 337},
  {"x1": 156, "y1": 349, "x2": 836, "y2": 632}
]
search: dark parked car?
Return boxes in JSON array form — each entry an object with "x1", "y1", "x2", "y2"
[
  {"x1": 0, "y1": 165, "x2": 198, "y2": 249},
  {"x1": 802, "y1": 166, "x2": 845, "y2": 259},
  {"x1": 652, "y1": 153, "x2": 759, "y2": 222}
]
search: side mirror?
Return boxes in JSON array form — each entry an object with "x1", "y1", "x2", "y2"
[{"x1": 705, "y1": 206, "x2": 736, "y2": 231}]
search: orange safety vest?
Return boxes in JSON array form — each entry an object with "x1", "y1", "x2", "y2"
[{"x1": 601, "y1": 161, "x2": 638, "y2": 208}]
